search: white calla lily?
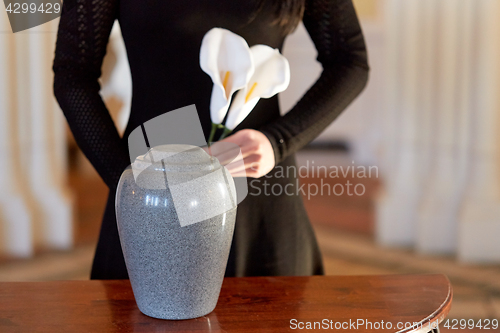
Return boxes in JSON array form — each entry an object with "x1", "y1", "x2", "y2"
[
  {"x1": 223, "y1": 45, "x2": 290, "y2": 134},
  {"x1": 199, "y1": 28, "x2": 254, "y2": 128}
]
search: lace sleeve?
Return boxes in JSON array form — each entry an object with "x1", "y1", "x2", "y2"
[
  {"x1": 53, "y1": 0, "x2": 130, "y2": 190},
  {"x1": 259, "y1": 0, "x2": 369, "y2": 164}
]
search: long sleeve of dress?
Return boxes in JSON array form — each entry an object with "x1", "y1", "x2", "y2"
[
  {"x1": 259, "y1": 0, "x2": 369, "y2": 165},
  {"x1": 53, "y1": 0, "x2": 130, "y2": 190}
]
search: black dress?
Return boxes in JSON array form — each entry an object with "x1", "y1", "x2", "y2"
[{"x1": 53, "y1": 0, "x2": 369, "y2": 279}]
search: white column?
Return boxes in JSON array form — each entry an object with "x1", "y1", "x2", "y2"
[
  {"x1": 15, "y1": 29, "x2": 46, "y2": 250},
  {"x1": 416, "y1": 0, "x2": 471, "y2": 254},
  {"x1": 27, "y1": 20, "x2": 73, "y2": 250},
  {"x1": 0, "y1": 15, "x2": 33, "y2": 257},
  {"x1": 458, "y1": 0, "x2": 500, "y2": 263},
  {"x1": 0, "y1": 15, "x2": 73, "y2": 257},
  {"x1": 350, "y1": 21, "x2": 385, "y2": 167},
  {"x1": 375, "y1": 0, "x2": 401, "y2": 178},
  {"x1": 375, "y1": 0, "x2": 424, "y2": 247}
]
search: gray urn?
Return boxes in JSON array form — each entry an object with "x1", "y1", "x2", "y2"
[{"x1": 115, "y1": 144, "x2": 237, "y2": 320}]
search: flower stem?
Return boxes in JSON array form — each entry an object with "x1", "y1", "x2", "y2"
[
  {"x1": 218, "y1": 127, "x2": 232, "y2": 141},
  {"x1": 208, "y1": 122, "x2": 218, "y2": 146}
]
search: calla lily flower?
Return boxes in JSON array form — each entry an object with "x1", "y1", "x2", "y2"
[
  {"x1": 221, "y1": 45, "x2": 290, "y2": 137},
  {"x1": 200, "y1": 28, "x2": 254, "y2": 142}
]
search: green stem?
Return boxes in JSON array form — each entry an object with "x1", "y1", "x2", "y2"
[
  {"x1": 218, "y1": 127, "x2": 232, "y2": 141},
  {"x1": 208, "y1": 122, "x2": 218, "y2": 146}
]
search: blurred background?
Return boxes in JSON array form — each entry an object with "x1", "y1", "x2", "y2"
[{"x1": 1, "y1": 0, "x2": 499, "y2": 327}]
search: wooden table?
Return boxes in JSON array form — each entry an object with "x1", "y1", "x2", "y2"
[{"x1": 0, "y1": 274, "x2": 452, "y2": 332}]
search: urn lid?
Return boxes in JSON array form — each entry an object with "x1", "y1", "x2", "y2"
[
  {"x1": 122, "y1": 144, "x2": 237, "y2": 227},
  {"x1": 132, "y1": 144, "x2": 220, "y2": 176}
]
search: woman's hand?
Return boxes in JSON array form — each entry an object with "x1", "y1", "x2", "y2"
[{"x1": 208, "y1": 129, "x2": 275, "y2": 178}]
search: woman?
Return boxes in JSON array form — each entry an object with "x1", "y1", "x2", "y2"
[{"x1": 53, "y1": 0, "x2": 369, "y2": 279}]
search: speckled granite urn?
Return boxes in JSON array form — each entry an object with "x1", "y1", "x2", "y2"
[{"x1": 115, "y1": 144, "x2": 237, "y2": 320}]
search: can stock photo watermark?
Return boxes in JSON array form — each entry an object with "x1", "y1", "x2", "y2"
[
  {"x1": 289, "y1": 318, "x2": 440, "y2": 331},
  {"x1": 2, "y1": 0, "x2": 61, "y2": 33}
]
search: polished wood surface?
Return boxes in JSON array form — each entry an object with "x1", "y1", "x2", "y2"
[{"x1": 0, "y1": 274, "x2": 451, "y2": 332}]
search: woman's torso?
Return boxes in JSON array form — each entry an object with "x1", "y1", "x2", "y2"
[{"x1": 117, "y1": 0, "x2": 289, "y2": 139}]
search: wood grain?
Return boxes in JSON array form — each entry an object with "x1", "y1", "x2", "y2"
[{"x1": 0, "y1": 274, "x2": 452, "y2": 332}]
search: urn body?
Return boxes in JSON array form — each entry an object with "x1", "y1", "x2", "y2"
[{"x1": 115, "y1": 144, "x2": 237, "y2": 319}]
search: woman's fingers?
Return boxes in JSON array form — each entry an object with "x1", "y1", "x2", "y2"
[
  {"x1": 225, "y1": 154, "x2": 261, "y2": 177},
  {"x1": 218, "y1": 130, "x2": 261, "y2": 158},
  {"x1": 202, "y1": 129, "x2": 274, "y2": 178},
  {"x1": 225, "y1": 162, "x2": 247, "y2": 175},
  {"x1": 210, "y1": 135, "x2": 260, "y2": 166},
  {"x1": 209, "y1": 143, "x2": 244, "y2": 166}
]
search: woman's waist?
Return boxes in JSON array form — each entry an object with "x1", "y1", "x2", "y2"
[{"x1": 123, "y1": 94, "x2": 282, "y2": 138}]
